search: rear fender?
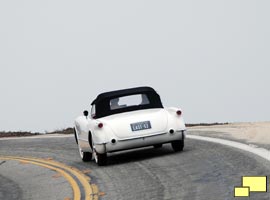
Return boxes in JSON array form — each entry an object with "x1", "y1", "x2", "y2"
[
  {"x1": 75, "y1": 116, "x2": 92, "y2": 151},
  {"x1": 165, "y1": 107, "x2": 186, "y2": 131},
  {"x1": 88, "y1": 120, "x2": 114, "y2": 144}
]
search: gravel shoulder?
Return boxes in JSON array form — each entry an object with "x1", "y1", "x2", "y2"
[{"x1": 188, "y1": 122, "x2": 270, "y2": 150}]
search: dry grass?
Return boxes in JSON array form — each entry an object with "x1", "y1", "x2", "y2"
[
  {"x1": 0, "y1": 128, "x2": 74, "y2": 138},
  {"x1": 48, "y1": 127, "x2": 74, "y2": 135},
  {"x1": 0, "y1": 131, "x2": 40, "y2": 138},
  {"x1": 186, "y1": 122, "x2": 229, "y2": 127}
]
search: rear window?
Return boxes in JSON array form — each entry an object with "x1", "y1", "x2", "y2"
[{"x1": 110, "y1": 94, "x2": 150, "y2": 110}]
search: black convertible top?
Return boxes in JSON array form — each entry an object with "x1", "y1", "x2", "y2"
[
  {"x1": 91, "y1": 86, "x2": 163, "y2": 118},
  {"x1": 91, "y1": 86, "x2": 156, "y2": 105}
]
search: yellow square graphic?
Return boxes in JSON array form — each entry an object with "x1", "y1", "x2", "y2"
[
  {"x1": 234, "y1": 187, "x2": 250, "y2": 197},
  {"x1": 242, "y1": 176, "x2": 267, "y2": 192}
]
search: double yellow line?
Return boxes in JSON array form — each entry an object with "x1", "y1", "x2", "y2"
[{"x1": 0, "y1": 156, "x2": 99, "y2": 200}]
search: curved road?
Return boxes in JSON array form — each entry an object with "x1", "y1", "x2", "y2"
[{"x1": 0, "y1": 135, "x2": 269, "y2": 200}]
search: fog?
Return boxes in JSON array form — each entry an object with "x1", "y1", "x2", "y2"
[{"x1": 0, "y1": 1, "x2": 269, "y2": 132}]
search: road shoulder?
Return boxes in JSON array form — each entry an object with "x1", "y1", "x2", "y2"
[{"x1": 188, "y1": 122, "x2": 270, "y2": 150}]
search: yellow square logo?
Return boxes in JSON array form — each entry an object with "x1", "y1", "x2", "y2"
[
  {"x1": 242, "y1": 176, "x2": 267, "y2": 192},
  {"x1": 234, "y1": 187, "x2": 250, "y2": 197}
]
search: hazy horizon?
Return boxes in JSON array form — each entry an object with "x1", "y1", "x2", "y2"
[{"x1": 0, "y1": 1, "x2": 269, "y2": 132}]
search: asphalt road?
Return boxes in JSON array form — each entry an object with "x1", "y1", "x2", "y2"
[{"x1": 0, "y1": 135, "x2": 270, "y2": 200}]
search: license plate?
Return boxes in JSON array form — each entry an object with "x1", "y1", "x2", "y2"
[{"x1": 130, "y1": 121, "x2": 151, "y2": 131}]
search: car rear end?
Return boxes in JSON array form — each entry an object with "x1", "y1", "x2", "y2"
[{"x1": 93, "y1": 108, "x2": 186, "y2": 154}]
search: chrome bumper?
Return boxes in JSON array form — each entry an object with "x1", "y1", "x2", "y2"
[{"x1": 95, "y1": 130, "x2": 186, "y2": 154}]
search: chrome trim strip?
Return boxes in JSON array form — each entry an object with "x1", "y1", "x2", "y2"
[{"x1": 118, "y1": 132, "x2": 167, "y2": 141}]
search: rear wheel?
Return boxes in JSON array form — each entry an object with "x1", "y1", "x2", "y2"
[
  {"x1": 93, "y1": 150, "x2": 107, "y2": 166},
  {"x1": 80, "y1": 150, "x2": 92, "y2": 162},
  {"x1": 75, "y1": 128, "x2": 92, "y2": 162},
  {"x1": 171, "y1": 139, "x2": 184, "y2": 152},
  {"x1": 74, "y1": 127, "x2": 78, "y2": 144},
  {"x1": 91, "y1": 135, "x2": 107, "y2": 166}
]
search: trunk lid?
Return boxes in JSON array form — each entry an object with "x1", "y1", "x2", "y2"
[{"x1": 100, "y1": 108, "x2": 168, "y2": 140}]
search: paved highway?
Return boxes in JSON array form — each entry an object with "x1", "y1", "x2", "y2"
[{"x1": 0, "y1": 135, "x2": 269, "y2": 200}]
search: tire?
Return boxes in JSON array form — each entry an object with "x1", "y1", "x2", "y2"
[
  {"x1": 154, "y1": 144, "x2": 163, "y2": 149},
  {"x1": 81, "y1": 151, "x2": 92, "y2": 162},
  {"x1": 90, "y1": 134, "x2": 107, "y2": 166},
  {"x1": 94, "y1": 152, "x2": 107, "y2": 166},
  {"x1": 171, "y1": 139, "x2": 184, "y2": 152},
  {"x1": 74, "y1": 127, "x2": 78, "y2": 144},
  {"x1": 78, "y1": 144, "x2": 92, "y2": 162},
  {"x1": 75, "y1": 128, "x2": 92, "y2": 162}
]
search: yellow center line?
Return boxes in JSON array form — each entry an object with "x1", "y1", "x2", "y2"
[
  {"x1": 0, "y1": 156, "x2": 99, "y2": 200},
  {"x1": 0, "y1": 156, "x2": 81, "y2": 200}
]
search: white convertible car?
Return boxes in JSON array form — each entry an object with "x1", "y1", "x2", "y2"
[{"x1": 74, "y1": 86, "x2": 186, "y2": 166}]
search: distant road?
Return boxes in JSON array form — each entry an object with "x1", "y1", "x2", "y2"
[{"x1": 0, "y1": 135, "x2": 270, "y2": 200}]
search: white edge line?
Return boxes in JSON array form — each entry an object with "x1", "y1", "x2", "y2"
[
  {"x1": 0, "y1": 134, "x2": 73, "y2": 141},
  {"x1": 187, "y1": 135, "x2": 270, "y2": 162}
]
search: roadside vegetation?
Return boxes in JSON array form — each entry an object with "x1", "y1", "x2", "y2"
[
  {"x1": 0, "y1": 128, "x2": 73, "y2": 138},
  {"x1": 186, "y1": 122, "x2": 229, "y2": 127}
]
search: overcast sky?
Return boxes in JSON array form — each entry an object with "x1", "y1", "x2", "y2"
[{"x1": 0, "y1": 1, "x2": 269, "y2": 132}]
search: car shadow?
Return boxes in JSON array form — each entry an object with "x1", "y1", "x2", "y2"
[{"x1": 105, "y1": 144, "x2": 188, "y2": 166}]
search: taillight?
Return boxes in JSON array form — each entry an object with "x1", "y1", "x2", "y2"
[
  {"x1": 176, "y1": 110, "x2": 182, "y2": 116},
  {"x1": 98, "y1": 123, "x2": 103, "y2": 128}
]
